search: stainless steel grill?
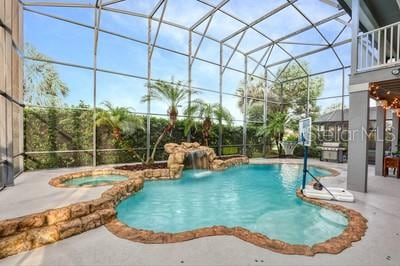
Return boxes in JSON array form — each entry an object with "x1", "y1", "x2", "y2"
[{"x1": 317, "y1": 142, "x2": 347, "y2": 163}]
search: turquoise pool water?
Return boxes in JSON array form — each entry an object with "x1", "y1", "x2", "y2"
[
  {"x1": 116, "y1": 164, "x2": 347, "y2": 245},
  {"x1": 64, "y1": 175, "x2": 127, "y2": 186}
]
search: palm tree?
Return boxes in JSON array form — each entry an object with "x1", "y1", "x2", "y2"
[
  {"x1": 24, "y1": 43, "x2": 69, "y2": 106},
  {"x1": 184, "y1": 99, "x2": 233, "y2": 146},
  {"x1": 236, "y1": 75, "x2": 281, "y2": 118},
  {"x1": 96, "y1": 101, "x2": 145, "y2": 162},
  {"x1": 256, "y1": 111, "x2": 291, "y2": 157},
  {"x1": 236, "y1": 76, "x2": 265, "y2": 113},
  {"x1": 141, "y1": 79, "x2": 189, "y2": 163}
]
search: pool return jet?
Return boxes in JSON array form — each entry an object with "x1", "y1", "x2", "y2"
[{"x1": 299, "y1": 118, "x2": 354, "y2": 203}]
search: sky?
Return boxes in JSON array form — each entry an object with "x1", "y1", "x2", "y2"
[{"x1": 23, "y1": 0, "x2": 352, "y2": 122}]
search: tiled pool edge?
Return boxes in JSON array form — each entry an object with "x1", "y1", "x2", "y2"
[{"x1": 105, "y1": 163, "x2": 367, "y2": 256}]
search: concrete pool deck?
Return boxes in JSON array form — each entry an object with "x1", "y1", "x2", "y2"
[{"x1": 0, "y1": 158, "x2": 399, "y2": 265}]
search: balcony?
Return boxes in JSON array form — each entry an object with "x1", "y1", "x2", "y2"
[{"x1": 357, "y1": 21, "x2": 400, "y2": 72}]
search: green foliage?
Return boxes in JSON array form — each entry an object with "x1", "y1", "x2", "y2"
[
  {"x1": 235, "y1": 76, "x2": 268, "y2": 124},
  {"x1": 96, "y1": 101, "x2": 144, "y2": 137},
  {"x1": 142, "y1": 79, "x2": 190, "y2": 162},
  {"x1": 24, "y1": 107, "x2": 248, "y2": 170},
  {"x1": 294, "y1": 125, "x2": 321, "y2": 157},
  {"x1": 25, "y1": 105, "x2": 325, "y2": 170},
  {"x1": 184, "y1": 99, "x2": 232, "y2": 146},
  {"x1": 47, "y1": 107, "x2": 59, "y2": 166},
  {"x1": 271, "y1": 62, "x2": 323, "y2": 123},
  {"x1": 70, "y1": 103, "x2": 87, "y2": 165},
  {"x1": 24, "y1": 44, "x2": 69, "y2": 106},
  {"x1": 141, "y1": 79, "x2": 190, "y2": 116},
  {"x1": 235, "y1": 63, "x2": 323, "y2": 126},
  {"x1": 283, "y1": 134, "x2": 298, "y2": 142},
  {"x1": 256, "y1": 111, "x2": 291, "y2": 156},
  {"x1": 247, "y1": 104, "x2": 264, "y2": 122},
  {"x1": 23, "y1": 45, "x2": 324, "y2": 169},
  {"x1": 236, "y1": 76, "x2": 264, "y2": 113},
  {"x1": 24, "y1": 104, "x2": 94, "y2": 169},
  {"x1": 222, "y1": 146, "x2": 240, "y2": 155},
  {"x1": 234, "y1": 62, "x2": 324, "y2": 156},
  {"x1": 96, "y1": 101, "x2": 145, "y2": 163}
]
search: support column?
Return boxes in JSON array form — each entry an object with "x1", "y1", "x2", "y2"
[
  {"x1": 218, "y1": 43, "x2": 223, "y2": 156},
  {"x1": 350, "y1": 0, "x2": 360, "y2": 74},
  {"x1": 263, "y1": 67, "x2": 268, "y2": 156},
  {"x1": 242, "y1": 55, "x2": 247, "y2": 155},
  {"x1": 187, "y1": 31, "x2": 192, "y2": 143},
  {"x1": 14, "y1": 0, "x2": 24, "y2": 175},
  {"x1": 146, "y1": 18, "x2": 151, "y2": 161},
  {"x1": 306, "y1": 76, "x2": 310, "y2": 116},
  {"x1": 92, "y1": 3, "x2": 101, "y2": 167},
  {"x1": 375, "y1": 105, "x2": 386, "y2": 176},
  {"x1": 391, "y1": 114, "x2": 399, "y2": 153},
  {"x1": 347, "y1": 86, "x2": 369, "y2": 192}
]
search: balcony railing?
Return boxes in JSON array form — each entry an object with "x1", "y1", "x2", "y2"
[{"x1": 357, "y1": 21, "x2": 400, "y2": 72}]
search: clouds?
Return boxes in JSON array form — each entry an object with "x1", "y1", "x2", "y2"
[{"x1": 24, "y1": 0, "x2": 350, "y2": 122}]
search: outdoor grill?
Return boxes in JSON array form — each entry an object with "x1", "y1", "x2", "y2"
[{"x1": 317, "y1": 142, "x2": 347, "y2": 163}]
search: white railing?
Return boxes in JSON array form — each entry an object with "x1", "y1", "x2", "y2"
[{"x1": 357, "y1": 21, "x2": 400, "y2": 72}]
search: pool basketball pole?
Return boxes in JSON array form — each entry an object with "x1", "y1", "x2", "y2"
[
  {"x1": 300, "y1": 131, "x2": 337, "y2": 200},
  {"x1": 301, "y1": 133, "x2": 308, "y2": 190}
]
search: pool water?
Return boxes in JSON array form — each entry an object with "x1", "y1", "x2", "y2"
[
  {"x1": 116, "y1": 164, "x2": 348, "y2": 245},
  {"x1": 63, "y1": 175, "x2": 127, "y2": 186}
]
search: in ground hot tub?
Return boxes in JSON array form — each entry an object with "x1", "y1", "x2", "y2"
[
  {"x1": 63, "y1": 175, "x2": 128, "y2": 187},
  {"x1": 49, "y1": 169, "x2": 130, "y2": 188}
]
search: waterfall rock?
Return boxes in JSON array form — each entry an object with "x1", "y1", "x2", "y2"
[
  {"x1": 164, "y1": 143, "x2": 179, "y2": 153},
  {"x1": 163, "y1": 142, "x2": 249, "y2": 178}
]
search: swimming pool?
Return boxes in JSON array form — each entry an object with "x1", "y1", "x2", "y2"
[
  {"x1": 63, "y1": 175, "x2": 128, "y2": 187},
  {"x1": 116, "y1": 164, "x2": 348, "y2": 245}
]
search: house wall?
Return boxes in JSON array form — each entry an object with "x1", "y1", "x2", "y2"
[{"x1": 0, "y1": 0, "x2": 23, "y2": 186}]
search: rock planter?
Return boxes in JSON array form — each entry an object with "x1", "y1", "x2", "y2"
[{"x1": 115, "y1": 162, "x2": 167, "y2": 171}]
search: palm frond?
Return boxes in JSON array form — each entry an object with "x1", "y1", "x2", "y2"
[{"x1": 96, "y1": 101, "x2": 144, "y2": 136}]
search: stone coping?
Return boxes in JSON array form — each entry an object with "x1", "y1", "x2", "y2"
[
  {"x1": 0, "y1": 162, "x2": 366, "y2": 259},
  {"x1": 49, "y1": 168, "x2": 171, "y2": 188},
  {"x1": 105, "y1": 162, "x2": 367, "y2": 256},
  {"x1": 0, "y1": 174, "x2": 145, "y2": 259},
  {"x1": 0, "y1": 166, "x2": 178, "y2": 259}
]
